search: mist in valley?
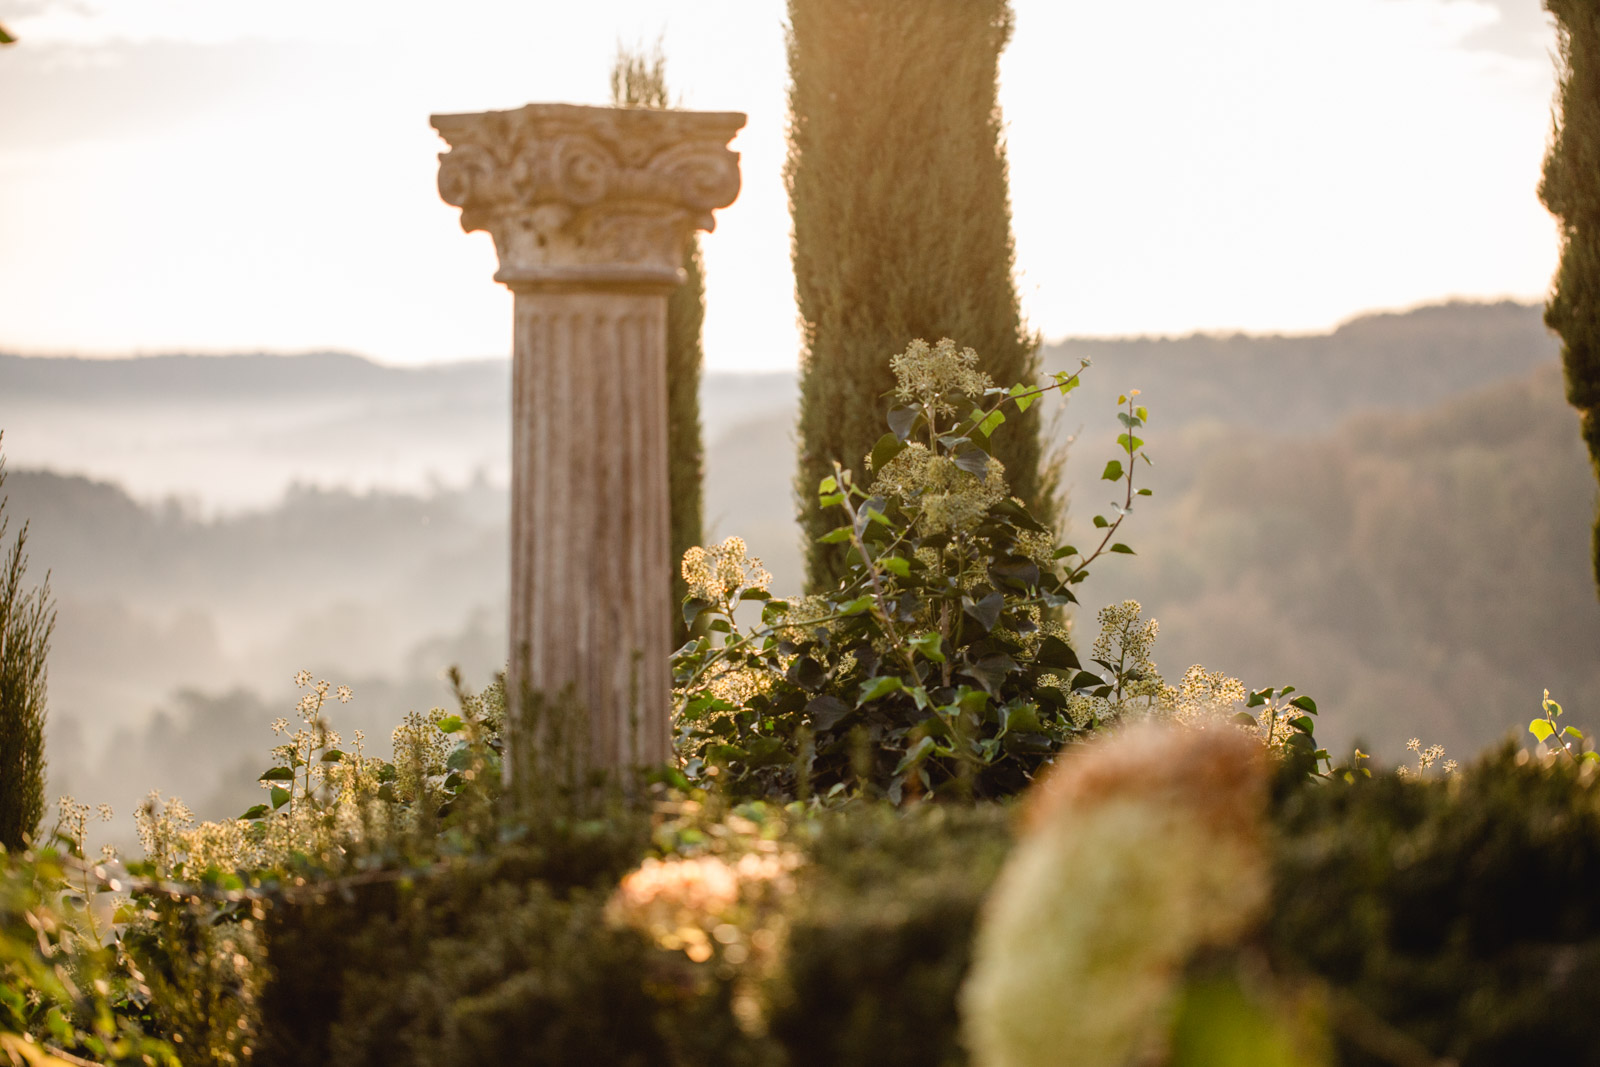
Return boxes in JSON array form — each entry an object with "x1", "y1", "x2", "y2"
[{"x1": 2, "y1": 299, "x2": 1593, "y2": 845}]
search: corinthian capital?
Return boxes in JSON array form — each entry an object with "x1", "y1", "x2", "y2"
[{"x1": 431, "y1": 103, "x2": 746, "y2": 290}]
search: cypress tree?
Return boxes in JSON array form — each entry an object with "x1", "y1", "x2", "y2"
[
  {"x1": 0, "y1": 435, "x2": 55, "y2": 851},
  {"x1": 611, "y1": 45, "x2": 707, "y2": 642},
  {"x1": 1542, "y1": 0, "x2": 1600, "y2": 591},
  {"x1": 787, "y1": 0, "x2": 1048, "y2": 590}
]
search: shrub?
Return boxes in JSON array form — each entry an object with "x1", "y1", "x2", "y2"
[
  {"x1": 674, "y1": 343, "x2": 1123, "y2": 802},
  {"x1": 766, "y1": 803, "x2": 1012, "y2": 1067},
  {"x1": 1271, "y1": 741, "x2": 1600, "y2": 1065},
  {"x1": 0, "y1": 436, "x2": 55, "y2": 853}
]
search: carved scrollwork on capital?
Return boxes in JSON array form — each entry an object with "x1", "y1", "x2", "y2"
[{"x1": 431, "y1": 103, "x2": 745, "y2": 290}]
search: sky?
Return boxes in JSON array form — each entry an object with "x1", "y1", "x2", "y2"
[{"x1": 0, "y1": 0, "x2": 1563, "y2": 371}]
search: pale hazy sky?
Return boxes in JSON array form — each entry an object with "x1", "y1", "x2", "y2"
[{"x1": 0, "y1": 0, "x2": 1562, "y2": 371}]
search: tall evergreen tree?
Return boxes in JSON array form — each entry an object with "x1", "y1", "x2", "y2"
[
  {"x1": 1542, "y1": 0, "x2": 1600, "y2": 591},
  {"x1": 0, "y1": 435, "x2": 55, "y2": 851},
  {"x1": 787, "y1": 0, "x2": 1047, "y2": 590},
  {"x1": 611, "y1": 45, "x2": 707, "y2": 642}
]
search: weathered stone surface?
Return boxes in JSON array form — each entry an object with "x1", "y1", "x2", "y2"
[
  {"x1": 433, "y1": 103, "x2": 744, "y2": 290},
  {"x1": 432, "y1": 103, "x2": 744, "y2": 774}
]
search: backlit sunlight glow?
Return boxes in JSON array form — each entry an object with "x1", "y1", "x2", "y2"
[{"x1": 0, "y1": 0, "x2": 1559, "y2": 368}]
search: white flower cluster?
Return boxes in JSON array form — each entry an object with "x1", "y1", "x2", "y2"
[
  {"x1": 890, "y1": 337, "x2": 994, "y2": 417},
  {"x1": 681, "y1": 536, "x2": 773, "y2": 605},
  {"x1": 871, "y1": 443, "x2": 1009, "y2": 536}
]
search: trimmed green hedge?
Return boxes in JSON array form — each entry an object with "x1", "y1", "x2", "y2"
[{"x1": 247, "y1": 748, "x2": 1600, "y2": 1066}]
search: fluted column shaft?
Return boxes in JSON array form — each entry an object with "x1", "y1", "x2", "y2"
[
  {"x1": 509, "y1": 288, "x2": 672, "y2": 767},
  {"x1": 432, "y1": 102, "x2": 744, "y2": 777}
]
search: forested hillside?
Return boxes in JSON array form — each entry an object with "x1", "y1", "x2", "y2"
[{"x1": 0, "y1": 299, "x2": 1586, "y2": 840}]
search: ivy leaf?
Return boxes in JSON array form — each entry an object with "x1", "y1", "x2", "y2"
[
  {"x1": 270, "y1": 786, "x2": 291, "y2": 810},
  {"x1": 806, "y1": 695, "x2": 852, "y2": 731},
  {"x1": 963, "y1": 591, "x2": 1004, "y2": 631},
  {"x1": 893, "y1": 735, "x2": 937, "y2": 775},
  {"x1": 818, "y1": 475, "x2": 838, "y2": 493},
  {"x1": 1288, "y1": 695, "x2": 1318, "y2": 714},
  {"x1": 976, "y1": 409, "x2": 1006, "y2": 437},
  {"x1": 259, "y1": 767, "x2": 294, "y2": 782},
  {"x1": 951, "y1": 440, "x2": 992, "y2": 477},
  {"x1": 437, "y1": 716, "x2": 464, "y2": 734},
  {"x1": 320, "y1": 749, "x2": 347, "y2": 762},
  {"x1": 820, "y1": 526, "x2": 854, "y2": 544},
  {"x1": 909, "y1": 632, "x2": 946, "y2": 664},
  {"x1": 858, "y1": 675, "x2": 904, "y2": 705},
  {"x1": 881, "y1": 555, "x2": 912, "y2": 578},
  {"x1": 1529, "y1": 718, "x2": 1555, "y2": 742},
  {"x1": 1101, "y1": 460, "x2": 1124, "y2": 481},
  {"x1": 1232, "y1": 712, "x2": 1258, "y2": 727},
  {"x1": 888, "y1": 405, "x2": 920, "y2": 442},
  {"x1": 870, "y1": 432, "x2": 906, "y2": 474},
  {"x1": 239, "y1": 804, "x2": 269, "y2": 821},
  {"x1": 839, "y1": 595, "x2": 875, "y2": 616},
  {"x1": 1009, "y1": 383, "x2": 1037, "y2": 412},
  {"x1": 683, "y1": 597, "x2": 713, "y2": 628},
  {"x1": 1037, "y1": 635, "x2": 1081, "y2": 671}
]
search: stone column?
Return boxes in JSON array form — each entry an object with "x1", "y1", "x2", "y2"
[{"x1": 432, "y1": 103, "x2": 744, "y2": 775}]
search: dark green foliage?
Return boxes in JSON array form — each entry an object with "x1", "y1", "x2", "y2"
[
  {"x1": 612, "y1": 44, "x2": 706, "y2": 643},
  {"x1": 675, "y1": 364, "x2": 1146, "y2": 803},
  {"x1": 787, "y1": 0, "x2": 1046, "y2": 590},
  {"x1": 1541, "y1": 0, "x2": 1600, "y2": 591},
  {"x1": 1271, "y1": 744, "x2": 1600, "y2": 1065},
  {"x1": 0, "y1": 438, "x2": 54, "y2": 852},
  {"x1": 767, "y1": 804, "x2": 1011, "y2": 1067},
  {"x1": 257, "y1": 827, "x2": 657, "y2": 1067}
]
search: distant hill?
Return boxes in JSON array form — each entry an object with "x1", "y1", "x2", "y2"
[
  {"x1": 1, "y1": 298, "x2": 1588, "y2": 843},
  {"x1": 1045, "y1": 299, "x2": 1558, "y2": 436}
]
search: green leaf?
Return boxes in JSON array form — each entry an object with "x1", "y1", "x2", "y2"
[
  {"x1": 820, "y1": 525, "x2": 853, "y2": 544},
  {"x1": 1289, "y1": 716, "x2": 1315, "y2": 734},
  {"x1": 806, "y1": 695, "x2": 852, "y2": 731},
  {"x1": 818, "y1": 475, "x2": 838, "y2": 493},
  {"x1": 270, "y1": 786, "x2": 291, "y2": 810},
  {"x1": 1116, "y1": 433, "x2": 1145, "y2": 451},
  {"x1": 259, "y1": 766, "x2": 294, "y2": 782},
  {"x1": 888, "y1": 405, "x2": 920, "y2": 441},
  {"x1": 951, "y1": 440, "x2": 992, "y2": 477},
  {"x1": 909, "y1": 632, "x2": 946, "y2": 663},
  {"x1": 977, "y1": 409, "x2": 1006, "y2": 437},
  {"x1": 1288, "y1": 695, "x2": 1318, "y2": 714},
  {"x1": 240, "y1": 804, "x2": 269, "y2": 821},
  {"x1": 1109, "y1": 543, "x2": 1135, "y2": 555},
  {"x1": 1136, "y1": 487, "x2": 1153, "y2": 496},
  {"x1": 437, "y1": 716, "x2": 464, "y2": 734},
  {"x1": 819, "y1": 491, "x2": 846, "y2": 507},
  {"x1": 1093, "y1": 514, "x2": 1110, "y2": 528},
  {"x1": 683, "y1": 597, "x2": 713, "y2": 627},
  {"x1": 1584, "y1": 751, "x2": 1600, "y2": 764},
  {"x1": 839, "y1": 595, "x2": 874, "y2": 616},
  {"x1": 1232, "y1": 711, "x2": 1258, "y2": 727},
  {"x1": 1565, "y1": 726, "x2": 1585, "y2": 740},
  {"x1": 1101, "y1": 460, "x2": 1124, "y2": 481},
  {"x1": 881, "y1": 556, "x2": 911, "y2": 578},
  {"x1": 1135, "y1": 405, "x2": 1148, "y2": 421},
  {"x1": 858, "y1": 676, "x2": 904, "y2": 705},
  {"x1": 1009, "y1": 384, "x2": 1036, "y2": 412},
  {"x1": 739, "y1": 587, "x2": 772, "y2": 601},
  {"x1": 0, "y1": 24, "x2": 14, "y2": 45},
  {"x1": 320, "y1": 749, "x2": 347, "y2": 761},
  {"x1": 1530, "y1": 718, "x2": 1555, "y2": 742},
  {"x1": 869, "y1": 433, "x2": 906, "y2": 474},
  {"x1": 893, "y1": 735, "x2": 937, "y2": 775},
  {"x1": 963, "y1": 591, "x2": 1005, "y2": 631}
]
